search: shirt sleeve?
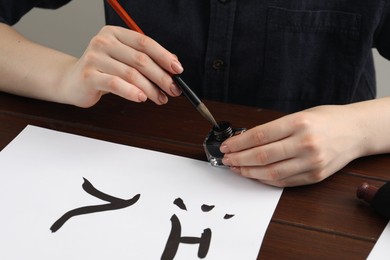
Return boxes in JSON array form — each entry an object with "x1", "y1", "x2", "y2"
[
  {"x1": 375, "y1": 0, "x2": 390, "y2": 60},
  {"x1": 0, "y1": 0, "x2": 71, "y2": 25}
]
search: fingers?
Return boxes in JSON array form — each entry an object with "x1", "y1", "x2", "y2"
[
  {"x1": 220, "y1": 117, "x2": 294, "y2": 153},
  {"x1": 218, "y1": 112, "x2": 324, "y2": 187},
  {"x1": 219, "y1": 109, "x2": 349, "y2": 187},
  {"x1": 103, "y1": 26, "x2": 183, "y2": 97},
  {"x1": 222, "y1": 138, "x2": 297, "y2": 166},
  {"x1": 85, "y1": 26, "x2": 183, "y2": 105},
  {"x1": 87, "y1": 51, "x2": 169, "y2": 104},
  {"x1": 85, "y1": 69, "x2": 147, "y2": 103},
  {"x1": 106, "y1": 35, "x2": 179, "y2": 98},
  {"x1": 258, "y1": 172, "x2": 326, "y2": 187},
  {"x1": 112, "y1": 26, "x2": 181, "y2": 74},
  {"x1": 228, "y1": 158, "x2": 329, "y2": 187}
]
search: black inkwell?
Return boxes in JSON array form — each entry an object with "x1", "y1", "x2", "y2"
[{"x1": 203, "y1": 121, "x2": 246, "y2": 167}]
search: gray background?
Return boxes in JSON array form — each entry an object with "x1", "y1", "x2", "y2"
[{"x1": 13, "y1": 1, "x2": 390, "y2": 97}]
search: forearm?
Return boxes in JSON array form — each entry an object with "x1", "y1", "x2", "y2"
[{"x1": 0, "y1": 23, "x2": 77, "y2": 104}]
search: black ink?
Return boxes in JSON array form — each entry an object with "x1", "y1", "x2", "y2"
[
  {"x1": 223, "y1": 214, "x2": 235, "y2": 219},
  {"x1": 50, "y1": 178, "x2": 140, "y2": 233},
  {"x1": 163, "y1": 198, "x2": 237, "y2": 258},
  {"x1": 201, "y1": 204, "x2": 215, "y2": 212},
  {"x1": 173, "y1": 198, "x2": 187, "y2": 211},
  {"x1": 161, "y1": 214, "x2": 211, "y2": 260}
]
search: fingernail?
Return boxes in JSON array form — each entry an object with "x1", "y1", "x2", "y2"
[
  {"x1": 170, "y1": 83, "x2": 182, "y2": 96},
  {"x1": 138, "y1": 92, "x2": 147, "y2": 102},
  {"x1": 220, "y1": 144, "x2": 230, "y2": 153},
  {"x1": 171, "y1": 60, "x2": 184, "y2": 74},
  {"x1": 158, "y1": 92, "x2": 168, "y2": 104}
]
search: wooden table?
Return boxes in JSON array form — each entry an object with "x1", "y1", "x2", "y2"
[{"x1": 0, "y1": 92, "x2": 388, "y2": 259}]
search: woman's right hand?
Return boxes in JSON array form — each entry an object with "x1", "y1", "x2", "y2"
[{"x1": 62, "y1": 25, "x2": 183, "y2": 107}]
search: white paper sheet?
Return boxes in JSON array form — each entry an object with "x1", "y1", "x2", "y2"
[
  {"x1": 368, "y1": 221, "x2": 390, "y2": 259},
  {"x1": 0, "y1": 125, "x2": 283, "y2": 259}
]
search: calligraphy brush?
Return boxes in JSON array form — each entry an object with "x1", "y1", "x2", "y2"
[{"x1": 106, "y1": 0, "x2": 219, "y2": 129}]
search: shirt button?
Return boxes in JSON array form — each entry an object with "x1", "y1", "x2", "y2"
[{"x1": 212, "y1": 59, "x2": 224, "y2": 70}]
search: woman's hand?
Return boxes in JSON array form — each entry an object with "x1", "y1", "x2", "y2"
[
  {"x1": 219, "y1": 105, "x2": 375, "y2": 187},
  {"x1": 0, "y1": 23, "x2": 182, "y2": 107},
  {"x1": 62, "y1": 25, "x2": 183, "y2": 107}
]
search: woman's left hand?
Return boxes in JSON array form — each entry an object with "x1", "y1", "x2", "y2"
[{"x1": 220, "y1": 105, "x2": 369, "y2": 187}]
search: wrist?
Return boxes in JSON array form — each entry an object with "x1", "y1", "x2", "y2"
[{"x1": 344, "y1": 99, "x2": 390, "y2": 157}]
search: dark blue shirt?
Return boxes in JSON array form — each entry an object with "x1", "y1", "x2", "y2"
[
  {"x1": 0, "y1": 0, "x2": 71, "y2": 24},
  {"x1": 2, "y1": 0, "x2": 390, "y2": 113}
]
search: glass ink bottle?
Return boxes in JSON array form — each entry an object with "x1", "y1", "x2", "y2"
[{"x1": 203, "y1": 121, "x2": 246, "y2": 167}]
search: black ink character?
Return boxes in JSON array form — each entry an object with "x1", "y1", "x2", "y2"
[
  {"x1": 173, "y1": 198, "x2": 187, "y2": 211},
  {"x1": 223, "y1": 214, "x2": 235, "y2": 219},
  {"x1": 201, "y1": 204, "x2": 214, "y2": 212},
  {"x1": 50, "y1": 177, "x2": 140, "y2": 233},
  {"x1": 161, "y1": 198, "x2": 235, "y2": 260}
]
